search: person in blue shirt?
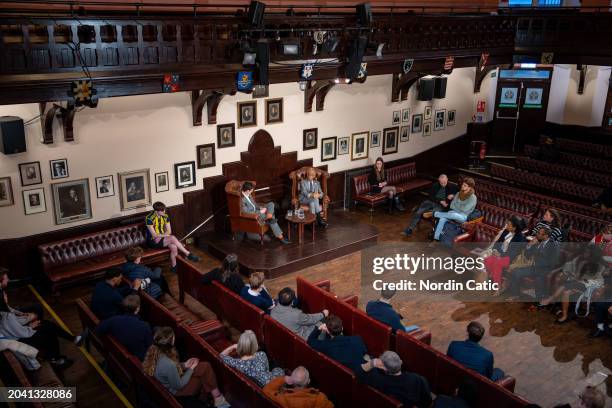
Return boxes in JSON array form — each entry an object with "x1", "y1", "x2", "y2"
[
  {"x1": 97, "y1": 294, "x2": 153, "y2": 361},
  {"x1": 447, "y1": 321, "x2": 504, "y2": 381},
  {"x1": 307, "y1": 314, "x2": 368, "y2": 372},
  {"x1": 90, "y1": 268, "x2": 139, "y2": 320},
  {"x1": 240, "y1": 272, "x2": 274, "y2": 313},
  {"x1": 366, "y1": 288, "x2": 416, "y2": 333},
  {"x1": 122, "y1": 246, "x2": 170, "y2": 299}
]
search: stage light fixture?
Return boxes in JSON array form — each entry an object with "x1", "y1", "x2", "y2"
[
  {"x1": 243, "y1": 52, "x2": 256, "y2": 65},
  {"x1": 334, "y1": 78, "x2": 340, "y2": 84},
  {"x1": 376, "y1": 43, "x2": 385, "y2": 59},
  {"x1": 322, "y1": 36, "x2": 339, "y2": 54},
  {"x1": 281, "y1": 40, "x2": 300, "y2": 56}
]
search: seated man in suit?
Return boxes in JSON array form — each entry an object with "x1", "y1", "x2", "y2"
[
  {"x1": 447, "y1": 321, "x2": 504, "y2": 381},
  {"x1": 307, "y1": 314, "x2": 368, "y2": 372},
  {"x1": 299, "y1": 168, "x2": 328, "y2": 227},
  {"x1": 271, "y1": 287, "x2": 328, "y2": 339},
  {"x1": 241, "y1": 182, "x2": 290, "y2": 244},
  {"x1": 366, "y1": 288, "x2": 416, "y2": 333}
]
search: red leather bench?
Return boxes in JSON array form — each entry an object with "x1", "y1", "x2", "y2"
[
  {"x1": 39, "y1": 224, "x2": 168, "y2": 293},
  {"x1": 532, "y1": 207, "x2": 607, "y2": 238},
  {"x1": 477, "y1": 202, "x2": 532, "y2": 231}
]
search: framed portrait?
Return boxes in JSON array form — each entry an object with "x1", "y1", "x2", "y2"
[
  {"x1": 155, "y1": 171, "x2": 169, "y2": 193},
  {"x1": 351, "y1": 132, "x2": 369, "y2": 161},
  {"x1": 174, "y1": 161, "x2": 196, "y2": 189},
  {"x1": 95, "y1": 175, "x2": 115, "y2": 198},
  {"x1": 321, "y1": 137, "x2": 337, "y2": 162},
  {"x1": 370, "y1": 131, "x2": 381, "y2": 148},
  {"x1": 412, "y1": 114, "x2": 423, "y2": 134},
  {"x1": 423, "y1": 122, "x2": 432, "y2": 137},
  {"x1": 252, "y1": 84, "x2": 269, "y2": 99},
  {"x1": 22, "y1": 188, "x2": 46, "y2": 215},
  {"x1": 400, "y1": 126, "x2": 410, "y2": 143},
  {"x1": 337, "y1": 137, "x2": 349, "y2": 156},
  {"x1": 303, "y1": 128, "x2": 318, "y2": 151},
  {"x1": 424, "y1": 106, "x2": 432, "y2": 120},
  {"x1": 265, "y1": 98, "x2": 283, "y2": 124},
  {"x1": 392, "y1": 110, "x2": 401, "y2": 125},
  {"x1": 447, "y1": 110, "x2": 456, "y2": 126},
  {"x1": 49, "y1": 159, "x2": 69, "y2": 180},
  {"x1": 51, "y1": 179, "x2": 92, "y2": 224},
  {"x1": 237, "y1": 101, "x2": 257, "y2": 128},
  {"x1": 434, "y1": 109, "x2": 446, "y2": 131},
  {"x1": 197, "y1": 143, "x2": 216, "y2": 169},
  {"x1": 382, "y1": 127, "x2": 399, "y2": 155},
  {"x1": 0, "y1": 177, "x2": 14, "y2": 207},
  {"x1": 118, "y1": 169, "x2": 151, "y2": 211},
  {"x1": 217, "y1": 123, "x2": 236, "y2": 149},
  {"x1": 19, "y1": 161, "x2": 42, "y2": 186},
  {"x1": 401, "y1": 108, "x2": 411, "y2": 123}
]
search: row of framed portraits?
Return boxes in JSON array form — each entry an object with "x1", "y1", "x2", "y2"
[
  {"x1": 317, "y1": 126, "x2": 400, "y2": 162},
  {"x1": 392, "y1": 108, "x2": 456, "y2": 132}
]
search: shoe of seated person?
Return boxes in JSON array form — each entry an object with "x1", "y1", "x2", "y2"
[
  {"x1": 186, "y1": 253, "x2": 200, "y2": 262},
  {"x1": 588, "y1": 328, "x2": 610, "y2": 338},
  {"x1": 401, "y1": 228, "x2": 413, "y2": 236},
  {"x1": 279, "y1": 238, "x2": 291, "y2": 245},
  {"x1": 50, "y1": 356, "x2": 74, "y2": 369}
]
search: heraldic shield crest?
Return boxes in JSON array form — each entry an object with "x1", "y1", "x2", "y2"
[{"x1": 403, "y1": 58, "x2": 414, "y2": 74}]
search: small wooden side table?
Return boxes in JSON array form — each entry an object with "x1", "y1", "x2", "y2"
[{"x1": 285, "y1": 212, "x2": 316, "y2": 244}]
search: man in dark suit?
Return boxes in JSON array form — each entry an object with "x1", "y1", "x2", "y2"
[
  {"x1": 90, "y1": 268, "x2": 139, "y2": 320},
  {"x1": 447, "y1": 321, "x2": 504, "y2": 381},
  {"x1": 307, "y1": 314, "x2": 368, "y2": 372},
  {"x1": 366, "y1": 288, "x2": 411, "y2": 333},
  {"x1": 240, "y1": 181, "x2": 290, "y2": 244}
]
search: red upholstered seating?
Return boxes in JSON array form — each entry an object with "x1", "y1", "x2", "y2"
[
  {"x1": 38, "y1": 223, "x2": 168, "y2": 293},
  {"x1": 352, "y1": 173, "x2": 388, "y2": 209},
  {"x1": 477, "y1": 202, "x2": 531, "y2": 230},
  {"x1": 453, "y1": 223, "x2": 501, "y2": 256}
]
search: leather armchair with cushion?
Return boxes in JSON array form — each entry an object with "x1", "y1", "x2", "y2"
[
  {"x1": 289, "y1": 166, "x2": 330, "y2": 220},
  {"x1": 225, "y1": 179, "x2": 269, "y2": 245}
]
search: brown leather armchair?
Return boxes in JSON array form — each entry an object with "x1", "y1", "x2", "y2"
[
  {"x1": 225, "y1": 180, "x2": 269, "y2": 245},
  {"x1": 289, "y1": 166, "x2": 330, "y2": 220}
]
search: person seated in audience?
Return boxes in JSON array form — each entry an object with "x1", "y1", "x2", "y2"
[
  {"x1": 91, "y1": 268, "x2": 139, "y2": 320},
  {"x1": 299, "y1": 168, "x2": 328, "y2": 228},
  {"x1": 96, "y1": 295, "x2": 153, "y2": 361},
  {"x1": 0, "y1": 267, "x2": 44, "y2": 323},
  {"x1": 432, "y1": 178, "x2": 477, "y2": 242},
  {"x1": 402, "y1": 173, "x2": 458, "y2": 236},
  {"x1": 539, "y1": 245, "x2": 607, "y2": 324},
  {"x1": 271, "y1": 287, "x2": 328, "y2": 340},
  {"x1": 481, "y1": 216, "x2": 527, "y2": 285},
  {"x1": 447, "y1": 321, "x2": 504, "y2": 381},
  {"x1": 241, "y1": 272, "x2": 275, "y2": 313},
  {"x1": 366, "y1": 288, "x2": 415, "y2": 333},
  {"x1": 263, "y1": 366, "x2": 334, "y2": 408},
  {"x1": 307, "y1": 314, "x2": 368, "y2": 372},
  {"x1": 506, "y1": 226, "x2": 559, "y2": 302},
  {"x1": 576, "y1": 385, "x2": 605, "y2": 408},
  {"x1": 144, "y1": 326, "x2": 230, "y2": 407},
  {"x1": 593, "y1": 186, "x2": 612, "y2": 213},
  {"x1": 590, "y1": 301, "x2": 612, "y2": 338},
  {"x1": 358, "y1": 350, "x2": 432, "y2": 408},
  {"x1": 591, "y1": 224, "x2": 611, "y2": 264},
  {"x1": 529, "y1": 208, "x2": 563, "y2": 242},
  {"x1": 201, "y1": 253, "x2": 244, "y2": 295},
  {"x1": 369, "y1": 157, "x2": 405, "y2": 213},
  {"x1": 0, "y1": 287, "x2": 83, "y2": 369},
  {"x1": 538, "y1": 136, "x2": 559, "y2": 163},
  {"x1": 145, "y1": 201, "x2": 200, "y2": 274},
  {"x1": 122, "y1": 246, "x2": 170, "y2": 299},
  {"x1": 433, "y1": 378, "x2": 478, "y2": 408},
  {"x1": 220, "y1": 329, "x2": 284, "y2": 387},
  {"x1": 241, "y1": 182, "x2": 291, "y2": 244}
]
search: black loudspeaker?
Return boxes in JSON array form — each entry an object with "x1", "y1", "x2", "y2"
[
  {"x1": 418, "y1": 78, "x2": 435, "y2": 101},
  {"x1": 356, "y1": 3, "x2": 373, "y2": 26},
  {"x1": 345, "y1": 35, "x2": 368, "y2": 80},
  {"x1": 248, "y1": 1, "x2": 266, "y2": 28},
  {"x1": 256, "y1": 40, "x2": 270, "y2": 85},
  {"x1": 434, "y1": 76, "x2": 447, "y2": 99},
  {"x1": 0, "y1": 116, "x2": 26, "y2": 155}
]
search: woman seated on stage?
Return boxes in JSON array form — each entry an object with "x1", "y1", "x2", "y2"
[
  {"x1": 482, "y1": 216, "x2": 527, "y2": 284},
  {"x1": 528, "y1": 208, "x2": 563, "y2": 242},
  {"x1": 369, "y1": 157, "x2": 405, "y2": 213},
  {"x1": 201, "y1": 253, "x2": 245, "y2": 295}
]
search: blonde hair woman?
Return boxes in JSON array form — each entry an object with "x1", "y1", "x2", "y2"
[
  {"x1": 240, "y1": 272, "x2": 275, "y2": 312},
  {"x1": 220, "y1": 329, "x2": 284, "y2": 387},
  {"x1": 143, "y1": 327, "x2": 229, "y2": 407}
]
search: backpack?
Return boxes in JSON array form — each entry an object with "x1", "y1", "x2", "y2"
[{"x1": 440, "y1": 222, "x2": 465, "y2": 248}]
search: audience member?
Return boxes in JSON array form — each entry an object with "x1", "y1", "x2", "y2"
[
  {"x1": 577, "y1": 385, "x2": 605, "y2": 408},
  {"x1": 403, "y1": 174, "x2": 458, "y2": 236},
  {"x1": 145, "y1": 201, "x2": 200, "y2": 274},
  {"x1": 366, "y1": 288, "x2": 412, "y2": 333},
  {"x1": 432, "y1": 178, "x2": 477, "y2": 242},
  {"x1": 122, "y1": 246, "x2": 170, "y2": 299},
  {"x1": 220, "y1": 329, "x2": 284, "y2": 387},
  {"x1": 482, "y1": 216, "x2": 527, "y2": 284},
  {"x1": 299, "y1": 168, "x2": 328, "y2": 227},
  {"x1": 201, "y1": 253, "x2": 245, "y2": 295},
  {"x1": 591, "y1": 224, "x2": 612, "y2": 266},
  {"x1": 0, "y1": 267, "x2": 44, "y2": 324},
  {"x1": 271, "y1": 287, "x2": 328, "y2": 339},
  {"x1": 263, "y1": 366, "x2": 334, "y2": 408},
  {"x1": 90, "y1": 268, "x2": 139, "y2": 320},
  {"x1": 538, "y1": 136, "x2": 559, "y2": 163},
  {"x1": 96, "y1": 295, "x2": 153, "y2": 361},
  {"x1": 369, "y1": 157, "x2": 405, "y2": 213},
  {"x1": 358, "y1": 350, "x2": 432, "y2": 408},
  {"x1": 144, "y1": 326, "x2": 229, "y2": 407},
  {"x1": 447, "y1": 321, "x2": 504, "y2": 381},
  {"x1": 241, "y1": 272, "x2": 275, "y2": 313},
  {"x1": 307, "y1": 314, "x2": 368, "y2": 372},
  {"x1": 529, "y1": 208, "x2": 563, "y2": 242},
  {"x1": 590, "y1": 301, "x2": 612, "y2": 338},
  {"x1": 433, "y1": 378, "x2": 478, "y2": 408},
  {"x1": 594, "y1": 186, "x2": 612, "y2": 213},
  {"x1": 241, "y1": 182, "x2": 291, "y2": 244}
]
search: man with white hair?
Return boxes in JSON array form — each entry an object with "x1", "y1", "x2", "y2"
[
  {"x1": 358, "y1": 350, "x2": 432, "y2": 408},
  {"x1": 263, "y1": 366, "x2": 333, "y2": 408},
  {"x1": 402, "y1": 173, "x2": 458, "y2": 236}
]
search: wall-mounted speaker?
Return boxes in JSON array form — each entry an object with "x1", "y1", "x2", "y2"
[
  {"x1": 0, "y1": 116, "x2": 26, "y2": 155},
  {"x1": 434, "y1": 76, "x2": 447, "y2": 99},
  {"x1": 417, "y1": 78, "x2": 434, "y2": 101},
  {"x1": 248, "y1": 1, "x2": 266, "y2": 28},
  {"x1": 356, "y1": 3, "x2": 373, "y2": 26}
]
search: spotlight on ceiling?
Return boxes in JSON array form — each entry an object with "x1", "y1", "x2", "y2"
[
  {"x1": 242, "y1": 52, "x2": 256, "y2": 66},
  {"x1": 281, "y1": 40, "x2": 300, "y2": 56}
]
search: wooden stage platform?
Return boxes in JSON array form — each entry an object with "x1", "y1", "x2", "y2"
[{"x1": 197, "y1": 210, "x2": 379, "y2": 278}]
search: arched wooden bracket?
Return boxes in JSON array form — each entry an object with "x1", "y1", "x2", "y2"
[
  {"x1": 391, "y1": 72, "x2": 423, "y2": 102},
  {"x1": 39, "y1": 102, "x2": 57, "y2": 144},
  {"x1": 304, "y1": 80, "x2": 336, "y2": 113},
  {"x1": 474, "y1": 65, "x2": 499, "y2": 93},
  {"x1": 57, "y1": 102, "x2": 76, "y2": 142},
  {"x1": 577, "y1": 64, "x2": 587, "y2": 95},
  {"x1": 191, "y1": 88, "x2": 236, "y2": 126}
]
